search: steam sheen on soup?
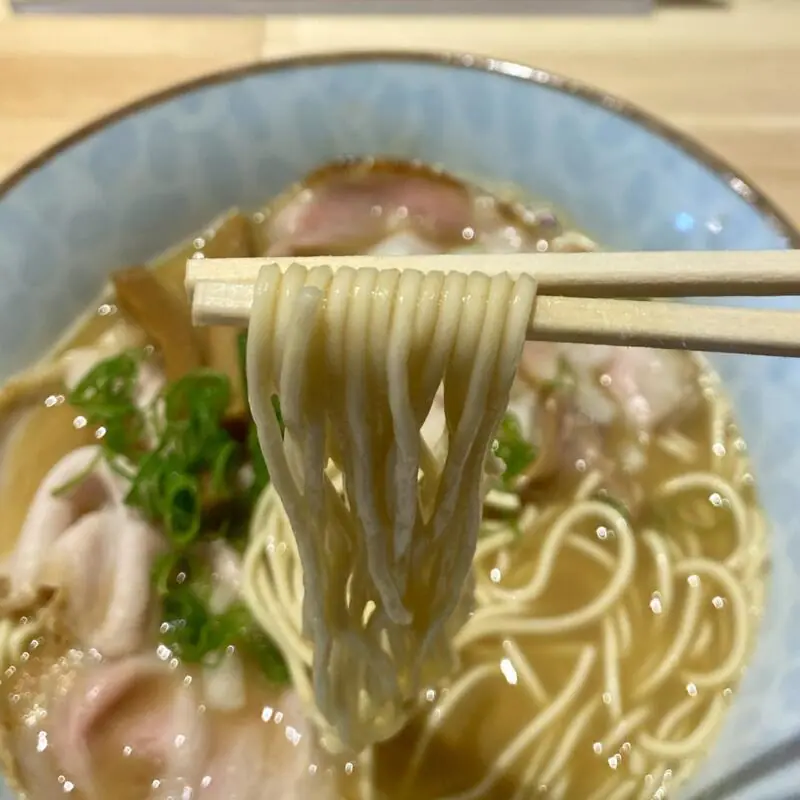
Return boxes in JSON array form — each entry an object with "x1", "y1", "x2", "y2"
[{"x1": 0, "y1": 160, "x2": 766, "y2": 800}]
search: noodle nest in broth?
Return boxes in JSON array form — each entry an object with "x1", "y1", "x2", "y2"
[{"x1": 0, "y1": 159, "x2": 767, "y2": 800}]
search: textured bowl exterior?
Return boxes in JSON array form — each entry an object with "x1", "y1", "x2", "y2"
[{"x1": 0, "y1": 53, "x2": 797, "y2": 799}]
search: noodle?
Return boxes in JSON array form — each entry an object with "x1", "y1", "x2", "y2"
[
  {"x1": 537, "y1": 697, "x2": 602, "y2": 786},
  {"x1": 245, "y1": 263, "x2": 536, "y2": 752},
  {"x1": 502, "y1": 638, "x2": 549, "y2": 706},
  {"x1": 441, "y1": 646, "x2": 597, "y2": 800},
  {"x1": 245, "y1": 457, "x2": 763, "y2": 799},
  {"x1": 0, "y1": 163, "x2": 772, "y2": 800}
]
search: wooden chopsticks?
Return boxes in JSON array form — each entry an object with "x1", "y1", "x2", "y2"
[
  {"x1": 185, "y1": 251, "x2": 800, "y2": 358},
  {"x1": 186, "y1": 251, "x2": 800, "y2": 298}
]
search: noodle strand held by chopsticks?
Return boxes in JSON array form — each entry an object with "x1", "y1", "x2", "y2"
[
  {"x1": 241, "y1": 263, "x2": 763, "y2": 798},
  {"x1": 245, "y1": 263, "x2": 536, "y2": 753}
]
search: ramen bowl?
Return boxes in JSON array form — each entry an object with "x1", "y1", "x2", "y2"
[{"x1": 0, "y1": 52, "x2": 797, "y2": 799}]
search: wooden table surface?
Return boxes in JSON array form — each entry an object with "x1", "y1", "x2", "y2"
[{"x1": 0, "y1": 1, "x2": 798, "y2": 226}]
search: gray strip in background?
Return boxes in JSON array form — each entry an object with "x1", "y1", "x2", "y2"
[{"x1": 12, "y1": 0, "x2": 655, "y2": 14}]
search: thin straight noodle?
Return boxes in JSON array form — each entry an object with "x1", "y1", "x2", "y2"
[
  {"x1": 282, "y1": 267, "x2": 333, "y2": 488},
  {"x1": 601, "y1": 705, "x2": 651, "y2": 754},
  {"x1": 466, "y1": 509, "x2": 629, "y2": 624},
  {"x1": 615, "y1": 606, "x2": 633, "y2": 655},
  {"x1": 371, "y1": 271, "x2": 428, "y2": 671},
  {"x1": 248, "y1": 265, "x2": 536, "y2": 750},
  {"x1": 587, "y1": 772, "x2": 626, "y2": 800},
  {"x1": 548, "y1": 775, "x2": 570, "y2": 800},
  {"x1": 403, "y1": 663, "x2": 499, "y2": 789},
  {"x1": 270, "y1": 543, "x2": 303, "y2": 630},
  {"x1": 419, "y1": 274, "x2": 535, "y2": 671},
  {"x1": 431, "y1": 272, "x2": 494, "y2": 541},
  {"x1": 657, "y1": 473, "x2": 748, "y2": 569},
  {"x1": 244, "y1": 491, "x2": 309, "y2": 660},
  {"x1": 247, "y1": 265, "x2": 323, "y2": 641},
  {"x1": 665, "y1": 535, "x2": 686, "y2": 563},
  {"x1": 475, "y1": 530, "x2": 516, "y2": 562},
  {"x1": 688, "y1": 619, "x2": 714, "y2": 661},
  {"x1": 641, "y1": 529, "x2": 674, "y2": 619},
  {"x1": 502, "y1": 638, "x2": 549, "y2": 706},
  {"x1": 606, "y1": 778, "x2": 638, "y2": 800},
  {"x1": 418, "y1": 271, "x2": 468, "y2": 403},
  {"x1": 243, "y1": 570, "x2": 321, "y2": 728},
  {"x1": 602, "y1": 618, "x2": 623, "y2": 720},
  {"x1": 249, "y1": 549, "x2": 311, "y2": 663},
  {"x1": 656, "y1": 431, "x2": 698, "y2": 463},
  {"x1": 358, "y1": 748, "x2": 376, "y2": 800},
  {"x1": 441, "y1": 646, "x2": 597, "y2": 800},
  {"x1": 566, "y1": 535, "x2": 616, "y2": 570},
  {"x1": 425, "y1": 274, "x2": 516, "y2": 629},
  {"x1": 509, "y1": 731, "x2": 558, "y2": 800},
  {"x1": 387, "y1": 269, "x2": 424, "y2": 570},
  {"x1": 456, "y1": 504, "x2": 635, "y2": 645},
  {"x1": 655, "y1": 693, "x2": 703, "y2": 737},
  {"x1": 569, "y1": 533, "x2": 639, "y2": 654},
  {"x1": 538, "y1": 696, "x2": 602, "y2": 786},
  {"x1": 681, "y1": 531, "x2": 703, "y2": 560},
  {"x1": 410, "y1": 272, "x2": 449, "y2": 518},
  {"x1": 241, "y1": 270, "x2": 763, "y2": 797},
  {"x1": 0, "y1": 617, "x2": 40, "y2": 672},
  {"x1": 708, "y1": 386, "x2": 730, "y2": 460},
  {"x1": 638, "y1": 770, "x2": 667, "y2": 800},
  {"x1": 627, "y1": 749, "x2": 647, "y2": 776},
  {"x1": 244, "y1": 579, "x2": 322, "y2": 734},
  {"x1": 337, "y1": 265, "x2": 379, "y2": 607},
  {"x1": 742, "y1": 507, "x2": 768, "y2": 592},
  {"x1": 279, "y1": 286, "x2": 327, "y2": 528},
  {"x1": 488, "y1": 501, "x2": 621, "y2": 605},
  {"x1": 345, "y1": 266, "x2": 407, "y2": 623},
  {"x1": 635, "y1": 697, "x2": 704, "y2": 796},
  {"x1": 678, "y1": 558, "x2": 749, "y2": 688},
  {"x1": 634, "y1": 575, "x2": 704, "y2": 698},
  {"x1": 575, "y1": 470, "x2": 604, "y2": 499},
  {"x1": 340, "y1": 265, "x2": 410, "y2": 624},
  {"x1": 284, "y1": 281, "x2": 356, "y2": 733},
  {"x1": 638, "y1": 695, "x2": 727, "y2": 759},
  {"x1": 478, "y1": 521, "x2": 601, "y2": 609},
  {"x1": 670, "y1": 759, "x2": 699, "y2": 793}
]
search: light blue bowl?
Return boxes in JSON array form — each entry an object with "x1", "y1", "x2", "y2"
[{"x1": 0, "y1": 52, "x2": 797, "y2": 799}]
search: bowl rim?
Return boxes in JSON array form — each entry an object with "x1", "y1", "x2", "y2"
[{"x1": 1, "y1": 48, "x2": 798, "y2": 247}]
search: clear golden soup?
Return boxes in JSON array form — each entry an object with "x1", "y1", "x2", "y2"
[{"x1": 0, "y1": 160, "x2": 767, "y2": 800}]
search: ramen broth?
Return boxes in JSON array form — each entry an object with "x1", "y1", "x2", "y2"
[{"x1": 0, "y1": 160, "x2": 766, "y2": 800}]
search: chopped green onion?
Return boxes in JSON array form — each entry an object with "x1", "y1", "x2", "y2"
[
  {"x1": 540, "y1": 355, "x2": 577, "y2": 396},
  {"x1": 68, "y1": 349, "x2": 141, "y2": 411},
  {"x1": 164, "y1": 369, "x2": 230, "y2": 425},
  {"x1": 161, "y1": 587, "x2": 225, "y2": 663},
  {"x1": 152, "y1": 551, "x2": 183, "y2": 597},
  {"x1": 158, "y1": 586, "x2": 289, "y2": 684},
  {"x1": 163, "y1": 472, "x2": 202, "y2": 546},
  {"x1": 67, "y1": 350, "x2": 147, "y2": 457},
  {"x1": 69, "y1": 349, "x2": 288, "y2": 685},
  {"x1": 495, "y1": 412, "x2": 537, "y2": 488},
  {"x1": 243, "y1": 626, "x2": 291, "y2": 684},
  {"x1": 211, "y1": 439, "x2": 240, "y2": 495}
]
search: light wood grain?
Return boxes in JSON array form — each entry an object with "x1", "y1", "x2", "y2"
[
  {"x1": 189, "y1": 279, "x2": 800, "y2": 358},
  {"x1": 184, "y1": 251, "x2": 800, "y2": 298},
  {"x1": 0, "y1": 2, "x2": 798, "y2": 234}
]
